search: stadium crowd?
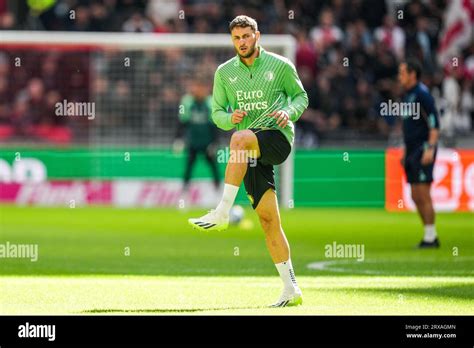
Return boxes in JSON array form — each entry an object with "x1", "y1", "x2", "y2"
[{"x1": 0, "y1": 0, "x2": 472, "y2": 146}]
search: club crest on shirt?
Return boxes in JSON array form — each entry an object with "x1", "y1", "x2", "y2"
[{"x1": 264, "y1": 71, "x2": 274, "y2": 81}]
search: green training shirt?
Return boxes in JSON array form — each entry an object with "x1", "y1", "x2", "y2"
[{"x1": 211, "y1": 46, "x2": 308, "y2": 146}]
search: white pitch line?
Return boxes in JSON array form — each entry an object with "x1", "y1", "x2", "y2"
[
  {"x1": 306, "y1": 260, "x2": 381, "y2": 275},
  {"x1": 307, "y1": 257, "x2": 474, "y2": 276}
]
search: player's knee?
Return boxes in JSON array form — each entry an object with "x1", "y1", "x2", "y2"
[
  {"x1": 258, "y1": 210, "x2": 279, "y2": 230},
  {"x1": 419, "y1": 194, "x2": 431, "y2": 207},
  {"x1": 412, "y1": 191, "x2": 424, "y2": 206},
  {"x1": 259, "y1": 216, "x2": 273, "y2": 231},
  {"x1": 230, "y1": 130, "x2": 255, "y2": 150}
]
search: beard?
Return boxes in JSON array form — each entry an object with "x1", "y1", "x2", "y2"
[{"x1": 237, "y1": 42, "x2": 257, "y2": 58}]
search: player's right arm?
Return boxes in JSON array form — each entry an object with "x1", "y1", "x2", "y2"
[
  {"x1": 211, "y1": 69, "x2": 247, "y2": 130},
  {"x1": 211, "y1": 69, "x2": 235, "y2": 130}
]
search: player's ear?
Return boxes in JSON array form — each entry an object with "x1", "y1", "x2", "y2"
[{"x1": 255, "y1": 31, "x2": 260, "y2": 41}]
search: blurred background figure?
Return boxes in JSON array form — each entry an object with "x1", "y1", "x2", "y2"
[
  {"x1": 122, "y1": 12, "x2": 153, "y2": 32},
  {"x1": 176, "y1": 75, "x2": 220, "y2": 193},
  {"x1": 374, "y1": 14, "x2": 405, "y2": 61}
]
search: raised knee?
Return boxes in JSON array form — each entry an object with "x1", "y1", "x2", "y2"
[{"x1": 230, "y1": 130, "x2": 253, "y2": 150}]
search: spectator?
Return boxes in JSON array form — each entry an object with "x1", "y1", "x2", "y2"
[
  {"x1": 68, "y1": 6, "x2": 92, "y2": 31},
  {"x1": 374, "y1": 15, "x2": 405, "y2": 60},
  {"x1": 295, "y1": 66, "x2": 320, "y2": 148},
  {"x1": 294, "y1": 26, "x2": 318, "y2": 78},
  {"x1": 122, "y1": 12, "x2": 153, "y2": 32},
  {"x1": 441, "y1": 63, "x2": 461, "y2": 139},
  {"x1": 0, "y1": 11, "x2": 15, "y2": 29},
  {"x1": 415, "y1": 17, "x2": 434, "y2": 71},
  {"x1": 309, "y1": 8, "x2": 344, "y2": 53},
  {"x1": 89, "y1": 2, "x2": 115, "y2": 31},
  {"x1": 146, "y1": 0, "x2": 180, "y2": 26},
  {"x1": 2, "y1": 0, "x2": 471, "y2": 147},
  {"x1": 459, "y1": 79, "x2": 473, "y2": 133}
]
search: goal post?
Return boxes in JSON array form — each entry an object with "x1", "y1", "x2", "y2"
[{"x1": 0, "y1": 30, "x2": 295, "y2": 208}]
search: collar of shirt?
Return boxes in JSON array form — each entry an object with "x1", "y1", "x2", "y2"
[{"x1": 237, "y1": 46, "x2": 265, "y2": 70}]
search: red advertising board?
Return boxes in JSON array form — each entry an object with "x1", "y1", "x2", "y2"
[{"x1": 386, "y1": 148, "x2": 474, "y2": 212}]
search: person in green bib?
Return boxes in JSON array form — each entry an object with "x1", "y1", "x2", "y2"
[
  {"x1": 189, "y1": 15, "x2": 308, "y2": 307},
  {"x1": 178, "y1": 76, "x2": 220, "y2": 192}
]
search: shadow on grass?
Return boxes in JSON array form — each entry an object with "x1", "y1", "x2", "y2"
[
  {"x1": 327, "y1": 283, "x2": 474, "y2": 301},
  {"x1": 82, "y1": 306, "x2": 266, "y2": 314}
]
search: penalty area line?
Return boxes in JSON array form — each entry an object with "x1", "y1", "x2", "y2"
[
  {"x1": 306, "y1": 257, "x2": 474, "y2": 276},
  {"x1": 306, "y1": 260, "x2": 381, "y2": 275}
]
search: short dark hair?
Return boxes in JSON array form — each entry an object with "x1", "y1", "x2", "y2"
[
  {"x1": 404, "y1": 58, "x2": 422, "y2": 80},
  {"x1": 229, "y1": 15, "x2": 258, "y2": 33}
]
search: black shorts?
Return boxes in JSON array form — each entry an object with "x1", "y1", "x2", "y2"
[
  {"x1": 244, "y1": 129, "x2": 291, "y2": 209},
  {"x1": 404, "y1": 145, "x2": 437, "y2": 184}
]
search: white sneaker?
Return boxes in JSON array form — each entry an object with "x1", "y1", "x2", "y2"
[
  {"x1": 188, "y1": 209, "x2": 229, "y2": 232},
  {"x1": 270, "y1": 288, "x2": 303, "y2": 308}
]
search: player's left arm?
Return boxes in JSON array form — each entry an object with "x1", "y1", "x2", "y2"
[
  {"x1": 269, "y1": 61, "x2": 309, "y2": 128},
  {"x1": 420, "y1": 91, "x2": 440, "y2": 165}
]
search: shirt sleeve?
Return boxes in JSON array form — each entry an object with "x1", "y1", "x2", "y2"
[
  {"x1": 419, "y1": 91, "x2": 440, "y2": 130},
  {"x1": 211, "y1": 69, "x2": 235, "y2": 131},
  {"x1": 282, "y1": 61, "x2": 309, "y2": 122}
]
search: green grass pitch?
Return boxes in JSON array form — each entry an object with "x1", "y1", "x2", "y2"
[{"x1": 0, "y1": 205, "x2": 472, "y2": 315}]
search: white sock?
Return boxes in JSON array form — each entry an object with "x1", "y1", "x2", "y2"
[
  {"x1": 275, "y1": 259, "x2": 299, "y2": 292},
  {"x1": 423, "y1": 224, "x2": 437, "y2": 242},
  {"x1": 215, "y1": 184, "x2": 239, "y2": 216}
]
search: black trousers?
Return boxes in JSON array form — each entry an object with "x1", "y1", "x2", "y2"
[{"x1": 183, "y1": 146, "x2": 220, "y2": 188}]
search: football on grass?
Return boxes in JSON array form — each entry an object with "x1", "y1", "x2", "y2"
[{"x1": 229, "y1": 205, "x2": 245, "y2": 225}]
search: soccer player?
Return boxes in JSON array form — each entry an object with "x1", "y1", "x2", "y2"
[
  {"x1": 189, "y1": 15, "x2": 308, "y2": 307},
  {"x1": 398, "y1": 59, "x2": 440, "y2": 248},
  {"x1": 178, "y1": 76, "x2": 220, "y2": 192}
]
